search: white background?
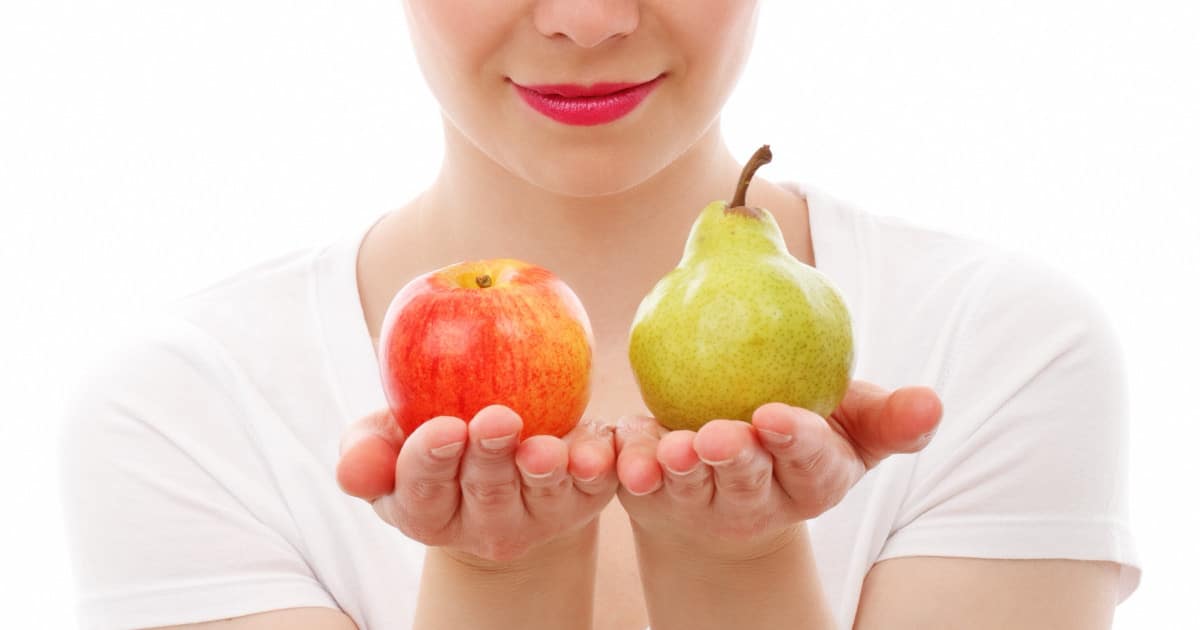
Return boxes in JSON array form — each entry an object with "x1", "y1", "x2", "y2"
[{"x1": 2, "y1": 1, "x2": 1196, "y2": 627}]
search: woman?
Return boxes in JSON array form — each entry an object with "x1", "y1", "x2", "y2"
[{"x1": 59, "y1": 2, "x2": 1140, "y2": 629}]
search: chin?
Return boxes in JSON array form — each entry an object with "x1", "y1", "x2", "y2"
[{"x1": 512, "y1": 144, "x2": 673, "y2": 199}]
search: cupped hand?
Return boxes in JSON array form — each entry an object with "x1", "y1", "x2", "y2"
[
  {"x1": 615, "y1": 380, "x2": 943, "y2": 555},
  {"x1": 336, "y1": 404, "x2": 617, "y2": 564}
]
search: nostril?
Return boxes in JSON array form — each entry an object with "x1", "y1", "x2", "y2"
[
  {"x1": 549, "y1": 29, "x2": 627, "y2": 49},
  {"x1": 532, "y1": 1, "x2": 639, "y2": 48}
]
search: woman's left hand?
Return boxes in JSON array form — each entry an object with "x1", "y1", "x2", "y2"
[{"x1": 615, "y1": 380, "x2": 943, "y2": 557}]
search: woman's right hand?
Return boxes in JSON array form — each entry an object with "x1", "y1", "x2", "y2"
[{"x1": 335, "y1": 404, "x2": 617, "y2": 564}]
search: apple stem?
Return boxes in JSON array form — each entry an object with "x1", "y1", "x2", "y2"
[
  {"x1": 730, "y1": 144, "x2": 773, "y2": 209},
  {"x1": 475, "y1": 274, "x2": 493, "y2": 288}
]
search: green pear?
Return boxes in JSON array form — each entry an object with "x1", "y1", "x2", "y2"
[{"x1": 628, "y1": 145, "x2": 855, "y2": 431}]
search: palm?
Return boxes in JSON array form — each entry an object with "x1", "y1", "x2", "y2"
[
  {"x1": 614, "y1": 381, "x2": 943, "y2": 547},
  {"x1": 336, "y1": 405, "x2": 618, "y2": 563}
]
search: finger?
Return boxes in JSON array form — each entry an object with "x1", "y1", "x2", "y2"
[
  {"x1": 828, "y1": 381, "x2": 944, "y2": 468},
  {"x1": 564, "y1": 418, "x2": 617, "y2": 497},
  {"x1": 753, "y1": 402, "x2": 859, "y2": 497},
  {"x1": 459, "y1": 404, "x2": 525, "y2": 518},
  {"x1": 515, "y1": 435, "x2": 572, "y2": 519},
  {"x1": 656, "y1": 430, "x2": 712, "y2": 506},
  {"x1": 888, "y1": 386, "x2": 944, "y2": 452},
  {"x1": 381, "y1": 415, "x2": 468, "y2": 540},
  {"x1": 336, "y1": 408, "x2": 407, "y2": 500},
  {"x1": 693, "y1": 420, "x2": 773, "y2": 510},
  {"x1": 615, "y1": 415, "x2": 667, "y2": 497}
]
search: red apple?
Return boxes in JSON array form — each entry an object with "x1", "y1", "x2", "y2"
[{"x1": 377, "y1": 258, "x2": 594, "y2": 439}]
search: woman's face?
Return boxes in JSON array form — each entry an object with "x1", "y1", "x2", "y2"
[{"x1": 401, "y1": 0, "x2": 761, "y2": 197}]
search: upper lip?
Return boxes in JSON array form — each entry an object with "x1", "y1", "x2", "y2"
[{"x1": 513, "y1": 74, "x2": 663, "y2": 98}]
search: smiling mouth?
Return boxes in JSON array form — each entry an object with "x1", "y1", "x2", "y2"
[
  {"x1": 509, "y1": 74, "x2": 667, "y2": 126},
  {"x1": 515, "y1": 74, "x2": 665, "y2": 98}
]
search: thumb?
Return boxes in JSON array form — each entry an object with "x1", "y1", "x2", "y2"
[
  {"x1": 336, "y1": 408, "x2": 408, "y2": 501},
  {"x1": 830, "y1": 382, "x2": 943, "y2": 469}
]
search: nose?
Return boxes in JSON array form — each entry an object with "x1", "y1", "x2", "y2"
[{"x1": 533, "y1": 0, "x2": 640, "y2": 48}]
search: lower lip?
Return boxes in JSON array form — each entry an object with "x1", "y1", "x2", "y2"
[{"x1": 513, "y1": 76, "x2": 664, "y2": 126}]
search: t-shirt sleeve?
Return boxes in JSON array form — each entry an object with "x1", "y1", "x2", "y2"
[
  {"x1": 57, "y1": 315, "x2": 340, "y2": 629},
  {"x1": 876, "y1": 256, "x2": 1141, "y2": 601}
]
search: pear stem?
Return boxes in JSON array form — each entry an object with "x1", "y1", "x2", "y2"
[
  {"x1": 475, "y1": 274, "x2": 493, "y2": 288},
  {"x1": 730, "y1": 144, "x2": 773, "y2": 209}
]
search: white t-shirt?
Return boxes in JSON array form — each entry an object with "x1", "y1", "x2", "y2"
[{"x1": 58, "y1": 182, "x2": 1141, "y2": 630}]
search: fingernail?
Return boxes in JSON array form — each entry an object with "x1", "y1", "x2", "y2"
[
  {"x1": 626, "y1": 479, "x2": 662, "y2": 496},
  {"x1": 698, "y1": 449, "x2": 751, "y2": 467},
  {"x1": 757, "y1": 429, "x2": 793, "y2": 447},
  {"x1": 430, "y1": 441, "x2": 465, "y2": 459},
  {"x1": 480, "y1": 432, "x2": 519, "y2": 452},
  {"x1": 918, "y1": 430, "x2": 937, "y2": 445},
  {"x1": 664, "y1": 461, "x2": 701, "y2": 476},
  {"x1": 518, "y1": 465, "x2": 556, "y2": 480},
  {"x1": 573, "y1": 472, "x2": 601, "y2": 484}
]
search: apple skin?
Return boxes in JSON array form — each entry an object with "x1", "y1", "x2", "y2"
[{"x1": 378, "y1": 258, "x2": 594, "y2": 439}]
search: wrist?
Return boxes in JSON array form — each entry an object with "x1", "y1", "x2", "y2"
[
  {"x1": 417, "y1": 519, "x2": 600, "y2": 630},
  {"x1": 632, "y1": 519, "x2": 804, "y2": 565},
  {"x1": 631, "y1": 521, "x2": 836, "y2": 630}
]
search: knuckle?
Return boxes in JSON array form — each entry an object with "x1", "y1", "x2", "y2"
[
  {"x1": 574, "y1": 474, "x2": 616, "y2": 497},
  {"x1": 667, "y1": 474, "x2": 709, "y2": 499},
  {"x1": 524, "y1": 475, "x2": 572, "y2": 500},
  {"x1": 462, "y1": 477, "x2": 521, "y2": 507},
  {"x1": 407, "y1": 478, "x2": 455, "y2": 503},
  {"x1": 723, "y1": 467, "x2": 772, "y2": 496},
  {"x1": 785, "y1": 446, "x2": 825, "y2": 474}
]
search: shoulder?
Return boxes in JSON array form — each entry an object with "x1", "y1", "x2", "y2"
[
  {"x1": 57, "y1": 241, "x2": 361, "y2": 476},
  {"x1": 60, "y1": 242, "x2": 335, "y2": 446},
  {"x1": 166, "y1": 243, "x2": 338, "y2": 397},
  {"x1": 854, "y1": 198, "x2": 1107, "y2": 318},
  {"x1": 805, "y1": 192, "x2": 1139, "y2": 607},
  {"x1": 807, "y1": 188, "x2": 1122, "y2": 404},
  {"x1": 60, "y1": 312, "x2": 247, "y2": 442},
  {"x1": 169, "y1": 244, "x2": 322, "y2": 346},
  {"x1": 57, "y1": 312, "x2": 263, "y2": 509},
  {"x1": 863, "y1": 207, "x2": 1099, "y2": 320},
  {"x1": 854, "y1": 211, "x2": 1128, "y2": 445},
  {"x1": 847, "y1": 199, "x2": 1115, "y2": 358}
]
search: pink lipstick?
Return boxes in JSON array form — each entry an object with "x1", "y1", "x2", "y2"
[{"x1": 511, "y1": 74, "x2": 665, "y2": 126}]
